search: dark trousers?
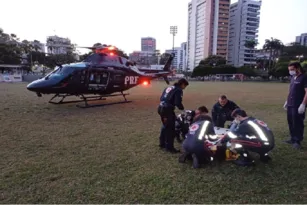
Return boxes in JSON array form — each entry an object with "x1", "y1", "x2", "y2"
[
  {"x1": 232, "y1": 140, "x2": 274, "y2": 158},
  {"x1": 182, "y1": 138, "x2": 212, "y2": 162},
  {"x1": 287, "y1": 106, "x2": 305, "y2": 144},
  {"x1": 159, "y1": 112, "x2": 176, "y2": 150},
  {"x1": 215, "y1": 114, "x2": 233, "y2": 128}
]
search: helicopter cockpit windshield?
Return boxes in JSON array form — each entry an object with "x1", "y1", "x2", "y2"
[{"x1": 45, "y1": 65, "x2": 74, "y2": 79}]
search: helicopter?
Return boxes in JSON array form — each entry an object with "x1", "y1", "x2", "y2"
[{"x1": 26, "y1": 44, "x2": 175, "y2": 108}]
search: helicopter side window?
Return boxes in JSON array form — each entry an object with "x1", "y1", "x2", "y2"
[
  {"x1": 90, "y1": 73, "x2": 95, "y2": 82},
  {"x1": 100, "y1": 72, "x2": 109, "y2": 85},
  {"x1": 80, "y1": 70, "x2": 86, "y2": 83},
  {"x1": 95, "y1": 74, "x2": 101, "y2": 84},
  {"x1": 88, "y1": 71, "x2": 109, "y2": 85}
]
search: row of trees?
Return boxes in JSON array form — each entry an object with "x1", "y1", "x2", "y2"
[
  {"x1": 0, "y1": 28, "x2": 80, "y2": 71},
  {"x1": 0, "y1": 28, "x2": 129, "y2": 73},
  {"x1": 191, "y1": 37, "x2": 307, "y2": 78},
  {"x1": 192, "y1": 55, "x2": 257, "y2": 77}
]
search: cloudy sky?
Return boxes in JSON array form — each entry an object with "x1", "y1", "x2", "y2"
[{"x1": 0, "y1": 0, "x2": 306, "y2": 54}]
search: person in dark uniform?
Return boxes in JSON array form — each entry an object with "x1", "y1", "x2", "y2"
[
  {"x1": 174, "y1": 106, "x2": 209, "y2": 143},
  {"x1": 222, "y1": 109, "x2": 275, "y2": 166},
  {"x1": 283, "y1": 62, "x2": 307, "y2": 149},
  {"x1": 158, "y1": 78, "x2": 189, "y2": 153},
  {"x1": 179, "y1": 113, "x2": 216, "y2": 168},
  {"x1": 192, "y1": 106, "x2": 210, "y2": 123},
  {"x1": 212, "y1": 95, "x2": 240, "y2": 128}
]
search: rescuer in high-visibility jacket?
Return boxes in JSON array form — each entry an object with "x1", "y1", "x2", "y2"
[{"x1": 222, "y1": 109, "x2": 275, "y2": 166}]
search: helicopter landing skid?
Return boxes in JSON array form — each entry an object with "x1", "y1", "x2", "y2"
[
  {"x1": 76, "y1": 92, "x2": 131, "y2": 108},
  {"x1": 48, "y1": 94, "x2": 107, "y2": 105}
]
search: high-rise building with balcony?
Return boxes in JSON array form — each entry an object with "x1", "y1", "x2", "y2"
[
  {"x1": 187, "y1": 0, "x2": 230, "y2": 71},
  {"x1": 227, "y1": 0, "x2": 262, "y2": 67}
]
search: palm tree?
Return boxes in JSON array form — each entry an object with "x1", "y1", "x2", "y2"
[{"x1": 263, "y1": 37, "x2": 283, "y2": 69}]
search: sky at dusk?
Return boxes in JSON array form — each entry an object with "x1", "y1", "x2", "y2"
[{"x1": 0, "y1": 0, "x2": 306, "y2": 54}]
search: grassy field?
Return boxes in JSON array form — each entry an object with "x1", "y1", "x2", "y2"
[{"x1": 1, "y1": 81, "x2": 307, "y2": 203}]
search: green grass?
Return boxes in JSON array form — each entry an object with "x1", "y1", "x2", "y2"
[{"x1": 1, "y1": 81, "x2": 307, "y2": 203}]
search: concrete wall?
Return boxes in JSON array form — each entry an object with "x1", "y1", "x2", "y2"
[{"x1": 22, "y1": 75, "x2": 43, "y2": 82}]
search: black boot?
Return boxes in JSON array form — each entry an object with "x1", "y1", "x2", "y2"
[
  {"x1": 192, "y1": 154, "x2": 200, "y2": 168},
  {"x1": 260, "y1": 154, "x2": 272, "y2": 163},
  {"x1": 179, "y1": 152, "x2": 190, "y2": 163},
  {"x1": 166, "y1": 148, "x2": 180, "y2": 153},
  {"x1": 233, "y1": 154, "x2": 254, "y2": 166}
]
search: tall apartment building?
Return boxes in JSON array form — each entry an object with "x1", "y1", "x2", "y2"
[
  {"x1": 165, "y1": 42, "x2": 187, "y2": 71},
  {"x1": 141, "y1": 37, "x2": 156, "y2": 52},
  {"x1": 181, "y1": 42, "x2": 188, "y2": 71},
  {"x1": 295, "y1": 33, "x2": 307, "y2": 46},
  {"x1": 187, "y1": 0, "x2": 230, "y2": 71},
  {"x1": 227, "y1": 0, "x2": 262, "y2": 67}
]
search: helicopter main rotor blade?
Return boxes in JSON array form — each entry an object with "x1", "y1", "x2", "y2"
[{"x1": 76, "y1": 46, "x2": 96, "y2": 49}]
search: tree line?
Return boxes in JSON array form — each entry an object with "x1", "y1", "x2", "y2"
[
  {"x1": 0, "y1": 28, "x2": 129, "y2": 73},
  {"x1": 191, "y1": 37, "x2": 307, "y2": 78}
]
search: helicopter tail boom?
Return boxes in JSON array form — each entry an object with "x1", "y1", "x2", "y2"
[{"x1": 137, "y1": 54, "x2": 174, "y2": 85}]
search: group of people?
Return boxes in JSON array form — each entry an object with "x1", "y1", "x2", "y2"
[
  {"x1": 157, "y1": 78, "x2": 275, "y2": 167},
  {"x1": 157, "y1": 61, "x2": 307, "y2": 168}
]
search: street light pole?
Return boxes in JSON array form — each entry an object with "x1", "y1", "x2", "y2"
[
  {"x1": 170, "y1": 26, "x2": 178, "y2": 54},
  {"x1": 170, "y1": 26, "x2": 177, "y2": 69}
]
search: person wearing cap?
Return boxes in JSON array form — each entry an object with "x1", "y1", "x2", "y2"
[
  {"x1": 222, "y1": 109, "x2": 275, "y2": 166},
  {"x1": 157, "y1": 78, "x2": 189, "y2": 153},
  {"x1": 283, "y1": 62, "x2": 307, "y2": 149},
  {"x1": 211, "y1": 95, "x2": 240, "y2": 128}
]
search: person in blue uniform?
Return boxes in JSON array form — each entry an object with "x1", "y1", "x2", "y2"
[
  {"x1": 222, "y1": 109, "x2": 275, "y2": 166},
  {"x1": 179, "y1": 112, "x2": 216, "y2": 168},
  {"x1": 211, "y1": 95, "x2": 240, "y2": 128},
  {"x1": 192, "y1": 106, "x2": 210, "y2": 123},
  {"x1": 158, "y1": 78, "x2": 189, "y2": 153},
  {"x1": 283, "y1": 62, "x2": 307, "y2": 149}
]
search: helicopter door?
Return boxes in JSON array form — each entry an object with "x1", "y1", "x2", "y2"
[
  {"x1": 113, "y1": 74, "x2": 125, "y2": 85},
  {"x1": 100, "y1": 72, "x2": 109, "y2": 85},
  {"x1": 88, "y1": 71, "x2": 109, "y2": 91}
]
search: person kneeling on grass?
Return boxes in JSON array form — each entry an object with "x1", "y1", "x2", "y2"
[
  {"x1": 221, "y1": 109, "x2": 275, "y2": 166},
  {"x1": 178, "y1": 114, "x2": 216, "y2": 168}
]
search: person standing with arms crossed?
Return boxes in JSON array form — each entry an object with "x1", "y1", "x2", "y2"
[
  {"x1": 283, "y1": 62, "x2": 307, "y2": 149},
  {"x1": 157, "y1": 78, "x2": 189, "y2": 153}
]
